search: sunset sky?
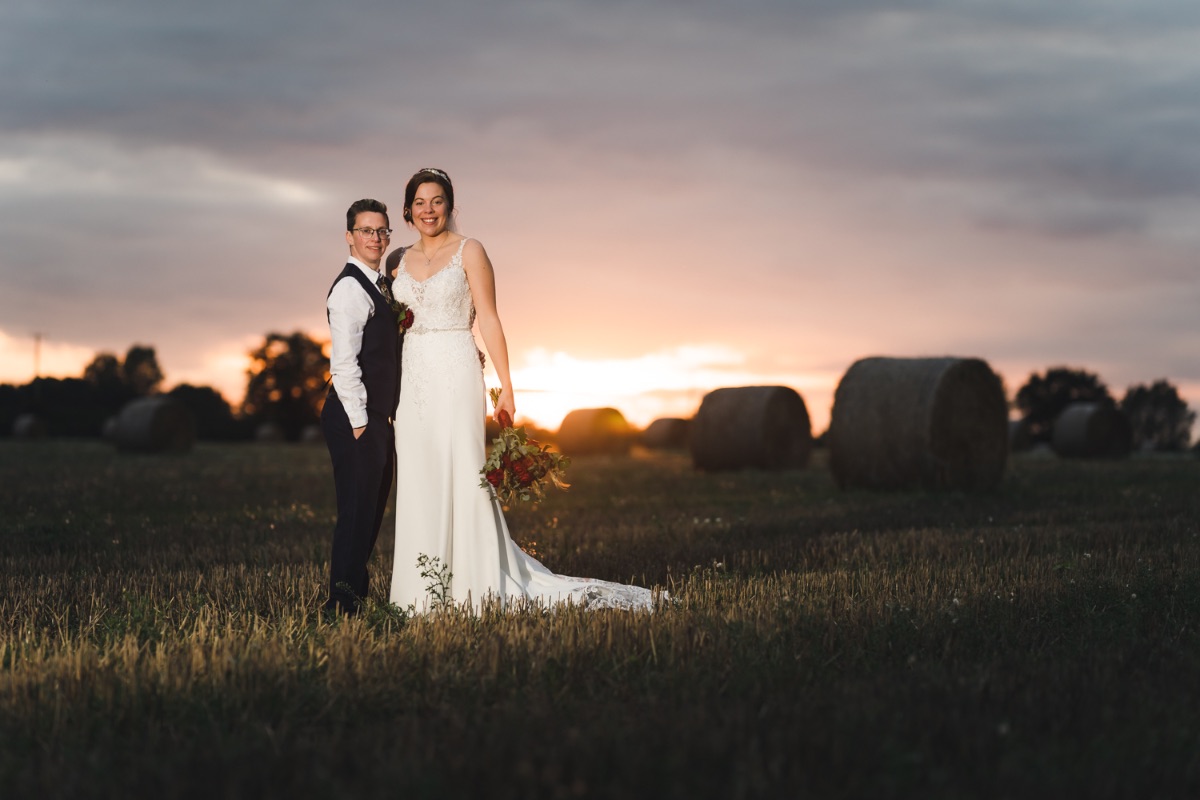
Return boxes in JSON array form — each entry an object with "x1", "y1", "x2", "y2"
[{"x1": 2, "y1": 1, "x2": 1198, "y2": 436}]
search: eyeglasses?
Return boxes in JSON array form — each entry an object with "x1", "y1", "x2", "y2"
[{"x1": 352, "y1": 227, "x2": 392, "y2": 240}]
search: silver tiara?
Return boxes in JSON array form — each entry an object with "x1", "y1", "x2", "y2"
[{"x1": 419, "y1": 167, "x2": 449, "y2": 181}]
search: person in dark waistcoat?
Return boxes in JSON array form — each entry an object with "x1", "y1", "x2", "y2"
[{"x1": 320, "y1": 198, "x2": 402, "y2": 615}]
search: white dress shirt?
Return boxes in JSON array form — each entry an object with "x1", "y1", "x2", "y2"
[{"x1": 327, "y1": 255, "x2": 383, "y2": 428}]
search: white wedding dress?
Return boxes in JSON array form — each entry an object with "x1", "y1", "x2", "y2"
[{"x1": 388, "y1": 239, "x2": 657, "y2": 613}]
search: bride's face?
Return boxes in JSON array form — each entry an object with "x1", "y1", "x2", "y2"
[{"x1": 409, "y1": 182, "x2": 450, "y2": 237}]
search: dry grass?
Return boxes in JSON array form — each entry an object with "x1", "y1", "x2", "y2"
[{"x1": 2, "y1": 441, "x2": 1199, "y2": 799}]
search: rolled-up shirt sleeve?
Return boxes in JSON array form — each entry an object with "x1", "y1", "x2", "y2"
[{"x1": 326, "y1": 277, "x2": 376, "y2": 428}]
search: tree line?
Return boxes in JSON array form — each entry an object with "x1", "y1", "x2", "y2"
[
  {"x1": 1013, "y1": 367, "x2": 1194, "y2": 452},
  {"x1": 1, "y1": 332, "x2": 329, "y2": 442},
  {"x1": 2, "y1": 339, "x2": 1195, "y2": 451}
]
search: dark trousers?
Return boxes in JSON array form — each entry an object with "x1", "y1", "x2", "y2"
[{"x1": 321, "y1": 394, "x2": 394, "y2": 613}]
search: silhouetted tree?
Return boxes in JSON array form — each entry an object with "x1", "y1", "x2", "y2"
[
  {"x1": 168, "y1": 384, "x2": 244, "y2": 441},
  {"x1": 122, "y1": 345, "x2": 164, "y2": 396},
  {"x1": 82, "y1": 345, "x2": 163, "y2": 410},
  {"x1": 4, "y1": 377, "x2": 110, "y2": 436},
  {"x1": 1014, "y1": 367, "x2": 1113, "y2": 443},
  {"x1": 0, "y1": 383, "x2": 20, "y2": 436},
  {"x1": 242, "y1": 331, "x2": 330, "y2": 440},
  {"x1": 83, "y1": 353, "x2": 124, "y2": 392},
  {"x1": 1120, "y1": 380, "x2": 1194, "y2": 452},
  {"x1": 2, "y1": 344, "x2": 171, "y2": 438}
]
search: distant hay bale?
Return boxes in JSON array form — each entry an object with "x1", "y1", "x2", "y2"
[
  {"x1": 829, "y1": 357, "x2": 1007, "y2": 490},
  {"x1": 1008, "y1": 418, "x2": 1034, "y2": 453},
  {"x1": 556, "y1": 408, "x2": 632, "y2": 456},
  {"x1": 12, "y1": 413, "x2": 47, "y2": 440},
  {"x1": 690, "y1": 386, "x2": 812, "y2": 471},
  {"x1": 640, "y1": 417, "x2": 691, "y2": 450},
  {"x1": 1051, "y1": 402, "x2": 1132, "y2": 459},
  {"x1": 255, "y1": 422, "x2": 286, "y2": 443},
  {"x1": 112, "y1": 397, "x2": 196, "y2": 453},
  {"x1": 299, "y1": 424, "x2": 324, "y2": 444}
]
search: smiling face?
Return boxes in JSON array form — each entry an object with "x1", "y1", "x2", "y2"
[
  {"x1": 408, "y1": 182, "x2": 450, "y2": 238},
  {"x1": 345, "y1": 210, "x2": 389, "y2": 268}
]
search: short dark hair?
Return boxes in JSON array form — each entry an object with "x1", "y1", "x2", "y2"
[
  {"x1": 346, "y1": 198, "x2": 389, "y2": 231},
  {"x1": 403, "y1": 168, "x2": 454, "y2": 223}
]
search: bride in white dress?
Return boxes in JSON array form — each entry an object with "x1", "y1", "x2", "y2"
[{"x1": 386, "y1": 168, "x2": 657, "y2": 613}]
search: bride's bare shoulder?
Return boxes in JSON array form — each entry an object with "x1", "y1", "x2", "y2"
[{"x1": 461, "y1": 237, "x2": 491, "y2": 263}]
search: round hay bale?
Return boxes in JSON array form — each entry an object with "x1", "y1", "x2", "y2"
[
  {"x1": 12, "y1": 413, "x2": 47, "y2": 440},
  {"x1": 255, "y1": 422, "x2": 286, "y2": 442},
  {"x1": 690, "y1": 386, "x2": 812, "y2": 471},
  {"x1": 829, "y1": 357, "x2": 1007, "y2": 490},
  {"x1": 640, "y1": 417, "x2": 691, "y2": 450},
  {"x1": 299, "y1": 424, "x2": 324, "y2": 444},
  {"x1": 112, "y1": 397, "x2": 196, "y2": 453},
  {"x1": 1051, "y1": 402, "x2": 1132, "y2": 458},
  {"x1": 556, "y1": 408, "x2": 631, "y2": 456},
  {"x1": 1008, "y1": 417, "x2": 1034, "y2": 453}
]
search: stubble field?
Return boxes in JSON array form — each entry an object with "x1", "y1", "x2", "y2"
[{"x1": 1, "y1": 440, "x2": 1198, "y2": 799}]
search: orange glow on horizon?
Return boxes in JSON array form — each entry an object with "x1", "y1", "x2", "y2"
[
  {"x1": 0, "y1": 330, "x2": 97, "y2": 385},
  {"x1": 504, "y1": 345, "x2": 839, "y2": 432},
  {"x1": 8, "y1": 326, "x2": 1196, "y2": 443}
]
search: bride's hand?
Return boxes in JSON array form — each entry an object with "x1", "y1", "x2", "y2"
[{"x1": 494, "y1": 388, "x2": 516, "y2": 428}]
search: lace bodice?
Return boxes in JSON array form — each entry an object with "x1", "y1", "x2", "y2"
[
  {"x1": 392, "y1": 239, "x2": 476, "y2": 333},
  {"x1": 393, "y1": 238, "x2": 482, "y2": 421},
  {"x1": 389, "y1": 236, "x2": 661, "y2": 614}
]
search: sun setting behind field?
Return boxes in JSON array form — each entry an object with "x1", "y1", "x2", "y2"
[
  {"x1": 6, "y1": 329, "x2": 1200, "y2": 441},
  {"x1": 3, "y1": 331, "x2": 839, "y2": 433},
  {"x1": 504, "y1": 345, "x2": 838, "y2": 431}
]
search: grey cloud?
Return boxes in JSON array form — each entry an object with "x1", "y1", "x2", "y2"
[{"x1": 1, "y1": 0, "x2": 1198, "y2": 404}]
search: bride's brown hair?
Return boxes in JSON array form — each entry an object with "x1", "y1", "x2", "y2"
[{"x1": 403, "y1": 168, "x2": 455, "y2": 223}]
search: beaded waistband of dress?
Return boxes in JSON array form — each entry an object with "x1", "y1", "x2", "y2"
[{"x1": 408, "y1": 326, "x2": 472, "y2": 336}]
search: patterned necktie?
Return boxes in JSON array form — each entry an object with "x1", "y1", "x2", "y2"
[{"x1": 376, "y1": 273, "x2": 395, "y2": 304}]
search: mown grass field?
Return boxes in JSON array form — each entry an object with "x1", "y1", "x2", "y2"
[{"x1": 2, "y1": 440, "x2": 1198, "y2": 799}]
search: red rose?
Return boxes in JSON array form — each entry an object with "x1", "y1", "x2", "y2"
[
  {"x1": 401, "y1": 309, "x2": 414, "y2": 330},
  {"x1": 496, "y1": 409, "x2": 513, "y2": 429},
  {"x1": 486, "y1": 468, "x2": 504, "y2": 487}
]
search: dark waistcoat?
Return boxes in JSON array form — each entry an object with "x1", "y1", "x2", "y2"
[{"x1": 327, "y1": 264, "x2": 400, "y2": 416}]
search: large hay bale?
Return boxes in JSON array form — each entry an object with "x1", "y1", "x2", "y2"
[
  {"x1": 1051, "y1": 402, "x2": 1132, "y2": 458},
  {"x1": 640, "y1": 417, "x2": 691, "y2": 450},
  {"x1": 112, "y1": 397, "x2": 196, "y2": 453},
  {"x1": 12, "y1": 413, "x2": 47, "y2": 440},
  {"x1": 829, "y1": 357, "x2": 1007, "y2": 490},
  {"x1": 255, "y1": 422, "x2": 285, "y2": 442},
  {"x1": 557, "y1": 408, "x2": 631, "y2": 456},
  {"x1": 690, "y1": 386, "x2": 812, "y2": 471}
]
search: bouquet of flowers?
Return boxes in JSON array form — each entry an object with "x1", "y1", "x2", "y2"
[
  {"x1": 378, "y1": 279, "x2": 414, "y2": 333},
  {"x1": 480, "y1": 388, "x2": 570, "y2": 505},
  {"x1": 390, "y1": 299, "x2": 414, "y2": 333}
]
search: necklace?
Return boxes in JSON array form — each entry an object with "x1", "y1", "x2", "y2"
[{"x1": 419, "y1": 234, "x2": 451, "y2": 266}]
